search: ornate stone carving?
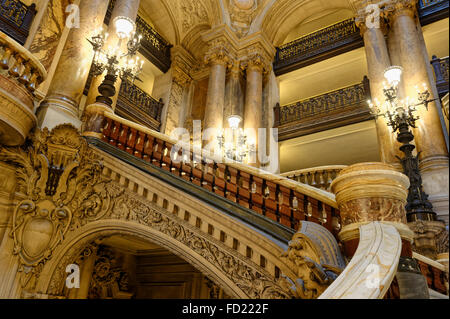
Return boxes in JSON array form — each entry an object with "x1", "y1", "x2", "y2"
[
  {"x1": 0, "y1": 124, "x2": 105, "y2": 288},
  {"x1": 279, "y1": 221, "x2": 345, "y2": 299},
  {"x1": 229, "y1": 0, "x2": 258, "y2": 37},
  {"x1": 179, "y1": 0, "x2": 209, "y2": 33},
  {"x1": 88, "y1": 246, "x2": 132, "y2": 299},
  {"x1": 204, "y1": 39, "x2": 233, "y2": 66},
  {"x1": 44, "y1": 178, "x2": 292, "y2": 299}
]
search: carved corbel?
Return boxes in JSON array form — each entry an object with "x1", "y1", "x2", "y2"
[{"x1": 279, "y1": 221, "x2": 346, "y2": 299}]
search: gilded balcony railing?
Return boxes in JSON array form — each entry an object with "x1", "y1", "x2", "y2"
[
  {"x1": 94, "y1": 112, "x2": 342, "y2": 238},
  {"x1": 274, "y1": 76, "x2": 372, "y2": 140},
  {"x1": 431, "y1": 55, "x2": 449, "y2": 97},
  {"x1": 273, "y1": 18, "x2": 363, "y2": 75},
  {"x1": 0, "y1": 0, "x2": 36, "y2": 45},
  {"x1": 281, "y1": 166, "x2": 348, "y2": 191},
  {"x1": 116, "y1": 80, "x2": 164, "y2": 131}
]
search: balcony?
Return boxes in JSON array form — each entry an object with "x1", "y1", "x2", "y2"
[
  {"x1": 116, "y1": 80, "x2": 164, "y2": 132},
  {"x1": 274, "y1": 76, "x2": 372, "y2": 141},
  {"x1": 274, "y1": 0, "x2": 449, "y2": 76},
  {"x1": 0, "y1": 32, "x2": 46, "y2": 145},
  {"x1": 0, "y1": 0, "x2": 35, "y2": 45},
  {"x1": 431, "y1": 55, "x2": 449, "y2": 97},
  {"x1": 274, "y1": 18, "x2": 363, "y2": 76}
]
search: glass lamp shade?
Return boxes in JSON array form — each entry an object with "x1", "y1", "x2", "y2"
[
  {"x1": 227, "y1": 115, "x2": 242, "y2": 129},
  {"x1": 384, "y1": 66, "x2": 403, "y2": 87},
  {"x1": 113, "y1": 16, "x2": 135, "y2": 39}
]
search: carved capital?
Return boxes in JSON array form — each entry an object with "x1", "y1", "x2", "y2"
[
  {"x1": 204, "y1": 39, "x2": 233, "y2": 67},
  {"x1": 241, "y1": 52, "x2": 272, "y2": 74},
  {"x1": 383, "y1": 0, "x2": 417, "y2": 21}
]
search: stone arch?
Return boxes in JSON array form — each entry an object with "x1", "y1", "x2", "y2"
[{"x1": 36, "y1": 220, "x2": 249, "y2": 298}]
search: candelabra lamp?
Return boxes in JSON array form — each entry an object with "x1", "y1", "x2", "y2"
[
  {"x1": 88, "y1": 16, "x2": 144, "y2": 107},
  {"x1": 217, "y1": 115, "x2": 253, "y2": 163},
  {"x1": 368, "y1": 66, "x2": 437, "y2": 222}
]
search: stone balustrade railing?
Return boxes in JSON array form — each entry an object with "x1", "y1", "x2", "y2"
[
  {"x1": 94, "y1": 112, "x2": 343, "y2": 238},
  {"x1": 0, "y1": 32, "x2": 46, "y2": 145},
  {"x1": 431, "y1": 55, "x2": 449, "y2": 97},
  {"x1": 0, "y1": 32, "x2": 46, "y2": 94},
  {"x1": 281, "y1": 165, "x2": 348, "y2": 191}
]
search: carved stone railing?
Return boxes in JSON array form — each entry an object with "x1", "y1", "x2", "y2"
[
  {"x1": 0, "y1": 0, "x2": 36, "y2": 45},
  {"x1": 274, "y1": 77, "x2": 372, "y2": 140},
  {"x1": 431, "y1": 55, "x2": 449, "y2": 97},
  {"x1": 104, "y1": 0, "x2": 172, "y2": 73},
  {"x1": 319, "y1": 222, "x2": 402, "y2": 299},
  {"x1": 94, "y1": 112, "x2": 342, "y2": 238},
  {"x1": 274, "y1": 2, "x2": 448, "y2": 75},
  {"x1": 0, "y1": 32, "x2": 46, "y2": 145},
  {"x1": 281, "y1": 166, "x2": 348, "y2": 191},
  {"x1": 273, "y1": 18, "x2": 363, "y2": 76},
  {"x1": 115, "y1": 80, "x2": 164, "y2": 131}
]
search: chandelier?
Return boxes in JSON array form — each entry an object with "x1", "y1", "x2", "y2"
[
  {"x1": 217, "y1": 115, "x2": 253, "y2": 162},
  {"x1": 88, "y1": 16, "x2": 144, "y2": 106},
  {"x1": 367, "y1": 66, "x2": 437, "y2": 221}
]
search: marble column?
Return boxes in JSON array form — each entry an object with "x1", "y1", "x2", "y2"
[
  {"x1": 386, "y1": 0, "x2": 448, "y2": 247},
  {"x1": 203, "y1": 53, "x2": 228, "y2": 146},
  {"x1": 37, "y1": 0, "x2": 109, "y2": 130},
  {"x1": 85, "y1": 0, "x2": 141, "y2": 110},
  {"x1": 331, "y1": 162, "x2": 430, "y2": 299},
  {"x1": 355, "y1": 18, "x2": 401, "y2": 166},
  {"x1": 243, "y1": 57, "x2": 264, "y2": 166}
]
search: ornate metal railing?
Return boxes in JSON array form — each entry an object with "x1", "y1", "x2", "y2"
[
  {"x1": 418, "y1": 0, "x2": 449, "y2": 25},
  {"x1": 273, "y1": 18, "x2": 363, "y2": 75},
  {"x1": 105, "y1": 0, "x2": 171, "y2": 73},
  {"x1": 97, "y1": 113, "x2": 342, "y2": 238},
  {"x1": 0, "y1": 0, "x2": 36, "y2": 45},
  {"x1": 274, "y1": 77, "x2": 372, "y2": 140},
  {"x1": 115, "y1": 80, "x2": 164, "y2": 131},
  {"x1": 281, "y1": 166, "x2": 348, "y2": 191},
  {"x1": 431, "y1": 55, "x2": 449, "y2": 97},
  {"x1": 274, "y1": 3, "x2": 448, "y2": 75},
  {"x1": 135, "y1": 15, "x2": 172, "y2": 73}
]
